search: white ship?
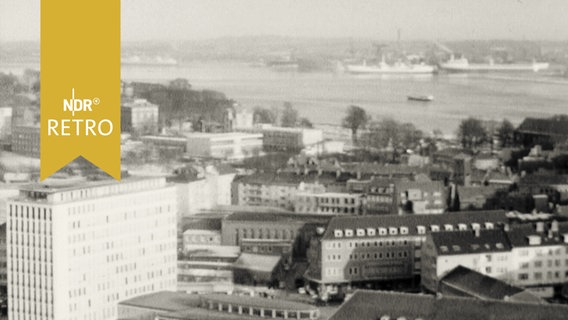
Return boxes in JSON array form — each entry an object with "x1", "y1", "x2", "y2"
[
  {"x1": 121, "y1": 55, "x2": 178, "y2": 66},
  {"x1": 440, "y1": 55, "x2": 549, "y2": 73},
  {"x1": 346, "y1": 57, "x2": 435, "y2": 75}
]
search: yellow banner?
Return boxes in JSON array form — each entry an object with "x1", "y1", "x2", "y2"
[{"x1": 40, "y1": 0, "x2": 121, "y2": 180}]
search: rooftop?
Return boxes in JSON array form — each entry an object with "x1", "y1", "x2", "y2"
[
  {"x1": 517, "y1": 116, "x2": 568, "y2": 137},
  {"x1": 232, "y1": 253, "x2": 281, "y2": 273},
  {"x1": 321, "y1": 210, "x2": 507, "y2": 240},
  {"x1": 329, "y1": 290, "x2": 568, "y2": 320},
  {"x1": 119, "y1": 291, "x2": 201, "y2": 312},
  {"x1": 430, "y1": 229, "x2": 511, "y2": 255},
  {"x1": 224, "y1": 210, "x2": 333, "y2": 224},
  {"x1": 440, "y1": 266, "x2": 531, "y2": 301}
]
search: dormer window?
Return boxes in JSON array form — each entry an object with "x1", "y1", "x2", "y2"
[
  {"x1": 416, "y1": 225, "x2": 426, "y2": 235},
  {"x1": 356, "y1": 228, "x2": 365, "y2": 237},
  {"x1": 444, "y1": 224, "x2": 454, "y2": 231},
  {"x1": 345, "y1": 229, "x2": 353, "y2": 237},
  {"x1": 485, "y1": 222, "x2": 494, "y2": 230},
  {"x1": 440, "y1": 245, "x2": 448, "y2": 253},
  {"x1": 527, "y1": 235, "x2": 541, "y2": 246},
  {"x1": 400, "y1": 226, "x2": 409, "y2": 235},
  {"x1": 389, "y1": 227, "x2": 398, "y2": 235},
  {"x1": 431, "y1": 225, "x2": 440, "y2": 232},
  {"x1": 334, "y1": 229, "x2": 343, "y2": 238},
  {"x1": 378, "y1": 228, "x2": 388, "y2": 235},
  {"x1": 458, "y1": 223, "x2": 467, "y2": 231},
  {"x1": 471, "y1": 223, "x2": 481, "y2": 230},
  {"x1": 367, "y1": 228, "x2": 376, "y2": 236}
]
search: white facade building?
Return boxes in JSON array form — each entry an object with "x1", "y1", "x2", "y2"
[
  {"x1": 185, "y1": 132, "x2": 263, "y2": 160},
  {"x1": 7, "y1": 176, "x2": 178, "y2": 320}
]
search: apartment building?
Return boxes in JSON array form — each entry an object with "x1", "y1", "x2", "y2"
[
  {"x1": 294, "y1": 192, "x2": 364, "y2": 215},
  {"x1": 421, "y1": 228, "x2": 512, "y2": 292},
  {"x1": 396, "y1": 181, "x2": 447, "y2": 214},
  {"x1": 259, "y1": 126, "x2": 323, "y2": 152},
  {"x1": 7, "y1": 175, "x2": 178, "y2": 320},
  {"x1": 304, "y1": 210, "x2": 508, "y2": 300},
  {"x1": 421, "y1": 220, "x2": 568, "y2": 298},
  {"x1": 121, "y1": 99, "x2": 159, "y2": 135},
  {"x1": 10, "y1": 125, "x2": 40, "y2": 158}
]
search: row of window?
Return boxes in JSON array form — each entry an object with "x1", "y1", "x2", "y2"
[{"x1": 334, "y1": 222, "x2": 494, "y2": 238}]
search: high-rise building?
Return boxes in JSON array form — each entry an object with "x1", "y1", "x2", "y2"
[{"x1": 7, "y1": 175, "x2": 178, "y2": 320}]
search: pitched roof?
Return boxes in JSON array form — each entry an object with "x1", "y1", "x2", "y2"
[
  {"x1": 517, "y1": 116, "x2": 568, "y2": 137},
  {"x1": 322, "y1": 210, "x2": 507, "y2": 240},
  {"x1": 224, "y1": 210, "x2": 332, "y2": 224},
  {"x1": 329, "y1": 290, "x2": 568, "y2": 320},
  {"x1": 440, "y1": 266, "x2": 527, "y2": 300},
  {"x1": 233, "y1": 253, "x2": 281, "y2": 273},
  {"x1": 506, "y1": 221, "x2": 568, "y2": 248},
  {"x1": 430, "y1": 229, "x2": 511, "y2": 255}
]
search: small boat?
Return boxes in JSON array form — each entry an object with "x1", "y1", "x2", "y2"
[{"x1": 407, "y1": 95, "x2": 434, "y2": 102}]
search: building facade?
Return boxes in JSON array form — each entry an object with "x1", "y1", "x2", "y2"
[
  {"x1": 185, "y1": 132, "x2": 263, "y2": 161},
  {"x1": 304, "y1": 211, "x2": 508, "y2": 300},
  {"x1": 7, "y1": 176, "x2": 178, "y2": 320},
  {"x1": 121, "y1": 99, "x2": 159, "y2": 135},
  {"x1": 10, "y1": 125, "x2": 40, "y2": 157},
  {"x1": 421, "y1": 221, "x2": 568, "y2": 298}
]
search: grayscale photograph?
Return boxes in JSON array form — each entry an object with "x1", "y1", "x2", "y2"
[{"x1": 1, "y1": 0, "x2": 568, "y2": 319}]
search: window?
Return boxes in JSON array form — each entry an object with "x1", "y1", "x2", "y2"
[
  {"x1": 356, "y1": 229, "x2": 365, "y2": 237},
  {"x1": 485, "y1": 267, "x2": 492, "y2": 274},
  {"x1": 534, "y1": 272, "x2": 542, "y2": 280},
  {"x1": 535, "y1": 261, "x2": 543, "y2": 268},
  {"x1": 518, "y1": 273, "x2": 529, "y2": 280},
  {"x1": 430, "y1": 225, "x2": 440, "y2": 232},
  {"x1": 345, "y1": 229, "x2": 353, "y2": 237},
  {"x1": 400, "y1": 226, "x2": 409, "y2": 235},
  {"x1": 444, "y1": 224, "x2": 454, "y2": 231},
  {"x1": 520, "y1": 262, "x2": 529, "y2": 269},
  {"x1": 389, "y1": 227, "x2": 398, "y2": 235},
  {"x1": 334, "y1": 230, "x2": 343, "y2": 238},
  {"x1": 416, "y1": 226, "x2": 426, "y2": 234},
  {"x1": 458, "y1": 223, "x2": 467, "y2": 231}
]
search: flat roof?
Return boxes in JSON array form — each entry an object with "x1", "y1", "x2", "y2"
[
  {"x1": 200, "y1": 293, "x2": 318, "y2": 311},
  {"x1": 119, "y1": 291, "x2": 201, "y2": 312}
]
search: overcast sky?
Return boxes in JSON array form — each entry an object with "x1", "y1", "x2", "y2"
[{"x1": 2, "y1": 0, "x2": 568, "y2": 42}]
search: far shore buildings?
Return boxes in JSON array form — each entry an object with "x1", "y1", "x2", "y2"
[
  {"x1": 7, "y1": 175, "x2": 178, "y2": 320},
  {"x1": 121, "y1": 99, "x2": 159, "y2": 135}
]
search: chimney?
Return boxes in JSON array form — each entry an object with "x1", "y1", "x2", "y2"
[
  {"x1": 504, "y1": 224, "x2": 510, "y2": 232},
  {"x1": 357, "y1": 170, "x2": 361, "y2": 180},
  {"x1": 336, "y1": 169, "x2": 341, "y2": 179},
  {"x1": 536, "y1": 222, "x2": 545, "y2": 233},
  {"x1": 304, "y1": 167, "x2": 309, "y2": 176}
]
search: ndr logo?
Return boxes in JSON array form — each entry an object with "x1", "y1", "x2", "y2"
[{"x1": 63, "y1": 88, "x2": 100, "y2": 116}]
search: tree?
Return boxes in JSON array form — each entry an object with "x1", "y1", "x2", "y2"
[
  {"x1": 342, "y1": 105, "x2": 369, "y2": 144},
  {"x1": 498, "y1": 119, "x2": 515, "y2": 147},
  {"x1": 299, "y1": 117, "x2": 313, "y2": 128},
  {"x1": 362, "y1": 118, "x2": 422, "y2": 151},
  {"x1": 457, "y1": 117, "x2": 487, "y2": 149},
  {"x1": 253, "y1": 106, "x2": 277, "y2": 124},
  {"x1": 280, "y1": 102, "x2": 298, "y2": 127}
]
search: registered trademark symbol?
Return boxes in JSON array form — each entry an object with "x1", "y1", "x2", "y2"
[{"x1": 93, "y1": 98, "x2": 100, "y2": 105}]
